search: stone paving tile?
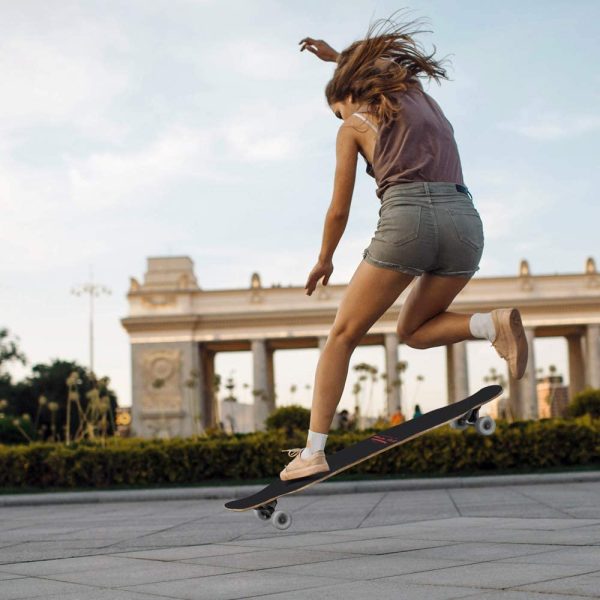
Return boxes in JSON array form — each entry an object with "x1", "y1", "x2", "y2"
[
  {"x1": 463, "y1": 592, "x2": 593, "y2": 600},
  {"x1": 181, "y1": 547, "x2": 357, "y2": 570},
  {"x1": 290, "y1": 537, "x2": 457, "y2": 556},
  {"x1": 111, "y1": 543, "x2": 261, "y2": 561},
  {"x1": 120, "y1": 570, "x2": 347, "y2": 600},
  {"x1": 0, "y1": 577, "x2": 99, "y2": 600},
  {"x1": 385, "y1": 561, "x2": 595, "y2": 590},
  {"x1": 497, "y1": 545, "x2": 600, "y2": 567},
  {"x1": 266, "y1": 553, "x2": 470, "y2": 581},
  {"x1": 0, "y1": 555, "x2": 133, "y2": 577},
  {"x1": 43, "y1": 560, "x2": 245, "y2": 587},
  {"x1": 393, "y1": 541, "x2": 564, "y2": 563},
  {"x1": 0, "y1": 571, "x2": 27, "y2": 581},
  {"x1": 515, "y1": 572, "x2": 600, "y2": 597},
  {"x1": 41, "y1": 590, "x2": 176, "y2": 600},
  {"x1": 0, "y1": 543, "x2": 109, "y2": 565},
  {"x1": 249, "y1": 579, "x2": 489, "y2": 600}
]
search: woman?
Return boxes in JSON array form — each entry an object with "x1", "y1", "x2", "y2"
[{"x1": 280, "y1": 14, "x2": 528, "y2": 481}]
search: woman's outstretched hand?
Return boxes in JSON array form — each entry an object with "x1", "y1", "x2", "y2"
[
  {"x1": 305, "y1": 259, "x2": 334, "y2": 296},
  {"x1": 298, "y1": 37, "x2": 340, "y2": 63}
]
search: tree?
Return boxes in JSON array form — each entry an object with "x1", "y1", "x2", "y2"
[
  {"x1": 0, "y1": 327, "x2": 27, "y2": 375},
  {"x1": 7, "y1": 359, "x2": 118, "y2": 443}
]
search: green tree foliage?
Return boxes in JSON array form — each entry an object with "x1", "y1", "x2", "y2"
[
  {"x1": 2, "y1": 359, "x2": 118, "y2": 444},
  {"x1": 0, "y1": 327, "x2": 27, "y2": 375},
  {"x1": 265, "y1": 404, "x2": 310, "y2": 434},
  {"x1": 567, "y1": 388, "x2": 600, "y2": 418}
]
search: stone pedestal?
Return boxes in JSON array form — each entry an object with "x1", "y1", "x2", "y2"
[{"x1": 130, "y1": 341, "x2": 203, "y2": 438}]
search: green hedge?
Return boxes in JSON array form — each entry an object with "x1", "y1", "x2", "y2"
[{"x1": 0, "y1": 417, "x2": 599, "y2": 490}]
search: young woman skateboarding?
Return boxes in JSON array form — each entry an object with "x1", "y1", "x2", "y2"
[{"x1": 280, "y1": 13, "x2": 528, "y2": 481}]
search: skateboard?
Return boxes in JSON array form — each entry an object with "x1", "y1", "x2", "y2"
[{"x1": 225, "y1": 384, "x2": 502, "y2": 529}]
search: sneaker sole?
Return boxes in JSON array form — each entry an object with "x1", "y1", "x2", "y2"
[{"x1": 280, "y1": 463, "x2": 330, "y2": 482}]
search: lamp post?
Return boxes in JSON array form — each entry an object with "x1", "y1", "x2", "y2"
[{"x1": 71, "y1": 267, "x2": 111, "y2": 377}]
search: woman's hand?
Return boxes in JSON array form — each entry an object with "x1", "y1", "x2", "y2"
[
  {"x1": 298, "y1": 37, "x2": 340, "y2": 63},
  {"x1": 305, "y1": 259, "x2": 334, "y2": 296}
]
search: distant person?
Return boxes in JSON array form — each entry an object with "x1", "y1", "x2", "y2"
[
  {"x1": 413, "y1": 404, "x2": 423, "y2": 419},
  {"x1": 338, "y1": 409, "x2": 350, "y2": 431},
  {"x1": 279, "y1": 10, "x2": 528, "y2": 482},
  {"x1": 390, "y1": 409, "x2": 405, "y2": 425}
]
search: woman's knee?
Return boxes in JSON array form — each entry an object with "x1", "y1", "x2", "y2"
[
  {"x1": 329, "y1": 324, "x2": 362, "y2": 349},
  {"x1": 396, "y1": 324, "x2": 428, "y2": 349}
]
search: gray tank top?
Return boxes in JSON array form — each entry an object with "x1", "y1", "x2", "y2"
[{"x1": 352, "y1": 86, "x2": 465, "y2": 200}]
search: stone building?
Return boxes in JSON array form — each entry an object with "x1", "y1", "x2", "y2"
[
  {"x1": 120, "y1": 256, "x2": 600, "y2": 438},
  {"x1": 536, "y1": 375, "x2": 570, "y2": 418}
]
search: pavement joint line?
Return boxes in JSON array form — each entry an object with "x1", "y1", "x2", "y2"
[{"x1": 1, "y1": 470, "x2": 599, "y2": 507}]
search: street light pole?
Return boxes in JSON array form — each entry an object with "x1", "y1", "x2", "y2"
[{"x1": 71, "y1": 266, "x2": 111, "y2": 377}]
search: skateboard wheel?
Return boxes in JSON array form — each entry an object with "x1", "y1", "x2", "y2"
[
  {"x1": 475, "y1": 416, "x2": 496, "y2": 436},
  {"x1": 272, "y1": 510, "x2": 292, "y2": 530},
  {"x1": 254, "y1": 508, "x2": 271, "y2": 521},
  {"x1": 449, "y1": 419, "x2": 468, "y2": 431}
]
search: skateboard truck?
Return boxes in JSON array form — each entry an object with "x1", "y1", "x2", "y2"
[
  {"x1": 253, "y1": 500, "x2": 292, "y2": 530},
  {"x1": 449, "y1": 407, "x2": 496, "y2": 435}
]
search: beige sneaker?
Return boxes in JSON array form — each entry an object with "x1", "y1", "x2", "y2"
[
  {"x1": 491, "y1": 308, "x2": 528, "y2": 380},
  {"x1": 280, "y1": 447, "x2": 330, "y2": 481}
]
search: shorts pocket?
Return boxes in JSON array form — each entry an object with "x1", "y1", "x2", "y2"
[
  {"x1": 448, "y1": 207, "x2": 484, "y2": 251},
  {"x1": 378, "y1": 205, "x2": 422, "y2": 246}
]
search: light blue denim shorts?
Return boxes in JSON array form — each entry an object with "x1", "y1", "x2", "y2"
[{"x1": 362, "y1": 181, "x2": 484, "y2": 277}]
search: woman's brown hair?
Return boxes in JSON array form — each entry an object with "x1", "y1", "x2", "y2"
[{"x1": 325, "y1": 9, "x2": 453, "y2": 125}]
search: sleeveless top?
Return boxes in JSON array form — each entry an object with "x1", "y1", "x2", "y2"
[{"x1": 352, "y1": 85, "x2": 465, "y2": 200}]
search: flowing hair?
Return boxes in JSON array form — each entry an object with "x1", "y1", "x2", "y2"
[{"x1": 325, "y1": 9, "x2": 453, "y2": 125}]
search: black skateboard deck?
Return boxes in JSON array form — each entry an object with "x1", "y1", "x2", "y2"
[{"x1": 225, "y1": 384, "x2": 502, "y2": 518}]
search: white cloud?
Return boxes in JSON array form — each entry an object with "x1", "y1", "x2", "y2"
[
  {"x1": 68, "y1": 127, "x2": 220, "y2": 209},
  {"x1": 498, "y1": 111, "x2": 600, "y2": 140}
]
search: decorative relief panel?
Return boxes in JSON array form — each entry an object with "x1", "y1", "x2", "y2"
[{"x1": 140, "y1": 349, "x2": 182, "y2": 412}]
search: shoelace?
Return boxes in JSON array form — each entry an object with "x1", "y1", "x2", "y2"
[{"x1": 281, "y1": 448, "x2": 303, "y2": 458}]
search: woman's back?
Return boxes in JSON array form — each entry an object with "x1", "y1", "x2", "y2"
[{"x1": 367, "y1": 86, "x2": 465, "y2": 199}]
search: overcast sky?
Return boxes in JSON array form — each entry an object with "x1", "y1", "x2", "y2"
[{"x1": 1, "y1": 0, "x2": 598, "y2": 419}]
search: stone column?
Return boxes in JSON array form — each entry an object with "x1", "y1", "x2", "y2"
[
  {"x1": 585, "y1": 324, "x2": 600, "y2": 389},
  {"x1": 518, "y1": 327, "x2": 538, "y2": 419},
  {"x1": 507, "y1": 370, "x2": 520, "y2": 421},
  {"x1": 445, "y1": 342, "x2": 469, "y2": 404},
  {"x1": 252, "y1": 339, "x2": 273, "y2": 431},
  {"x1": 266, "y1": 348, "x2": 276, "y2": 413},
  {"x1": 567, "y1": 334, "x2": 586, "y2": 400},
  {"x1": 198, "y1": 344, "x2": 217, "y2": 430},
  {"x1": 384, "y1": 332, "x2": 401, "y2": 416}
]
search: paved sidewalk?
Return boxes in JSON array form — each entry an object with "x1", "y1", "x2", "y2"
[{"x1": 1, "y1": 479, "x2": 600, "y2": 599}]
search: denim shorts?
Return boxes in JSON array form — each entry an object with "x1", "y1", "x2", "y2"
[{"x1": 362, "y1": 181, "x2": 484, "y2": 277}]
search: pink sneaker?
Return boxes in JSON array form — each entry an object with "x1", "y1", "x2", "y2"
[
  {"x1": 491, "y1": 308, "x2": 528, "y2": 380},
  {"x1": 280, "y1": 448, "x2": 330, "y2": 481}
]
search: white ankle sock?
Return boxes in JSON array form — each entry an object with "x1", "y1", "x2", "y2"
[
  {"x1": 301, "y1": 430, "x2": 328, "y2": 459},
  {"x1": 469, "y1": 312, "x2": 496, "y2": 342}
]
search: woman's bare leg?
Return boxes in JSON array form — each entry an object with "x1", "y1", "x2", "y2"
[
  {"x1": 395, "y1": 273, "x2": 476, "y2": 348},
  {"x1": 309, "y1": 260, "x2": 415, "y2": 433}
]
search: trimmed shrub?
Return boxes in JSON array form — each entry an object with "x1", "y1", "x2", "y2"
[
  {"x1": 265, "y1": 405, "x2": 310, "y2": 434},
  {"x1": 0, "y1": 417, "x2": 598, "y2": 490},
  {"x1": 567, "y1": 388, "x2": 600, "y2": 418}
]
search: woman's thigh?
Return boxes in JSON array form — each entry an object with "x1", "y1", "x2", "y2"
[{"x1": 329, "y1": 260, "x2": 415, "y2": 346}]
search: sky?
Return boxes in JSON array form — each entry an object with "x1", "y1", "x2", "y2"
[{"x1": 1, "y1": 0, "x2": 599, "y2": 420}]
